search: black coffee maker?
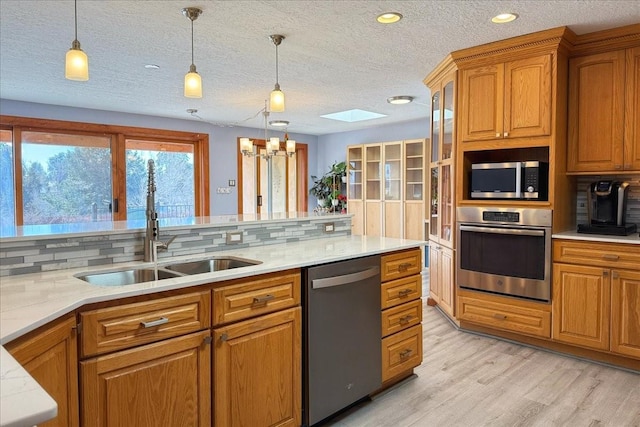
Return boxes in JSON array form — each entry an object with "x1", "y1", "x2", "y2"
[{"x1": 578, "y1": 180, "x2": 637, "y2": 235}]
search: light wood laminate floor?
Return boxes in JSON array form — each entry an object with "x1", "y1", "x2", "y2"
[{"x1": 324, "y1": 301, "x2": 640, "y2": 427}]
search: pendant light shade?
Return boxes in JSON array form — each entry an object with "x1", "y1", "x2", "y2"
[
  {"x1": 269, "y1": 35, "x2": 286, "y2": 112},
  {"x1": 182, "y1": 7, "x2": 203, "y2": 98},
  {"x1": 65, "y1": 0, "x2": 89, "y2": 81}
]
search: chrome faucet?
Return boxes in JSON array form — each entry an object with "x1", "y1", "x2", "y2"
[{"x1": 144, "y1": 160, "x2": 176, "y2": 262}]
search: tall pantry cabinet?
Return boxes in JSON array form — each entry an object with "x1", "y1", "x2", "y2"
[
  {"x1": 424, "y1": 56, "x2": 458, "y2": 319},
  {"x1": 347, "y1": 139, "x2": 426, "y2": 240}
]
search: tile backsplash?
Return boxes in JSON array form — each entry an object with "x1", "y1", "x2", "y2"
[{"x1": 575, "y1": 175, "x2": 640, "y2": 226}]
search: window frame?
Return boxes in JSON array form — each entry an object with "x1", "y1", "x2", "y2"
[{"x1": 0, "y1": 115, "x2": 210, "y2": 225}]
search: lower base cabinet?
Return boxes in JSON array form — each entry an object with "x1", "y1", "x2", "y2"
[
  {"x1": 80, "y1": 330, "x2": 211, "y2": 427},
  {"x1": 5, "y1": 314, "x2": 79, "y2": 427},
  {"x1": 429, "y1": 243, "x2": 455, "y2": 318},
  {"x1": 213, "y1": 307, "x2": 301, "y2": 427}
]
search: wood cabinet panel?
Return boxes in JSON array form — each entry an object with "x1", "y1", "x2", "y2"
[
  {"x1": 5, "y1": 314, "x2": 79, "y2": 427},
  {"x1": 365, "y1": 201, "x2": 382, "y2": 236},
  {"x1": 381, "y1": 275, "x2": 422, "y2": 310},
  {"x1": 381, "y1": 324, "x2": 423, "y2": 382},
  {"x1": 212, "y1": 271, "x2": 300, "y2": 326},
  {"x1": 384, "y1": 201, "x2": 402, "y2": 238},
  {"x1": 438, "y1": 246, "x2": 455, "y2": 317},
  {"x1": 348, "y1": 200, "x2": 364, "y2": 235},
  {"x1": 381, "y1": 299, "x2": 422, "y2": 338},
  {"x1": 428, "y1": 243, "x2": 442, "y2": 303},
  {"x1": 380, "y1": 248, "x2": 422, "y2": 282},
  {"x1": 568, "y1": 50, "x2": 626, "y2": 172},
  {"x1": 80, "y1": 291, "x2": 210, "y2": 358},
  {"x1": 553, "y1": 239, "x2": 640, "y2": 270},
  {"x1": 611, "y1": 269, "x2": 640, "y2": 358},
  {"x1": 625, "y1": 46, "x2": 640, "y2": 170},
  {"x1": 458, "y1": 293, "x2": 551, "y2": 338},
  {"x1": 404, "y1": 201, "x2": 424, "y2": 240},
  {"x1": 213, "y1": 307, "x2": 301, "y2": 427},
  {"x1": 504, "y1": 54, "x2": 552, "y2": 138},
  {"x1": 80, "y1": 330, "x2": 211, "y2": 427},
  {"x1": 460, "y1": 64, "x2": 503, "y2": 141},
  {"x1": 552, "y1": 263, "x2": 610, "y2": 350}
]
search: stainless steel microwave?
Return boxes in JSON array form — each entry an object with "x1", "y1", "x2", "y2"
[{"x1": 470, "y1": 161, "x2": 548, "y2": 200}]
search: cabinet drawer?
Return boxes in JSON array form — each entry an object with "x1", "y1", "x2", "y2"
[
  {"x1": 382, "y1": 324, "x2": 423, "y2": 382},
  {"x1": 80, "y1": 291, "x2": 210, "y2": 358},
  {"x1": 212, "y1": 270, "x2": 300, "y2": 326},
  {"x1": 381, "y1": 299, "x2": 422, "y2": 338},
  {"x1": 381, "y1": 275, "x2": 422, "y2": 309},
  {"x1": 553, "y1": 240, "x2": 640, "y2": 270},
  {"x1": 458, "y1": 295, "x2": 551, "y2": 338},
  {"x1": 381, "y1": 249, "x2": 422, "y2": 282}
]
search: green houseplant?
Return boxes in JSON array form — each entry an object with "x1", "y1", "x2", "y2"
[{"x1": 309, "y1": 174, "x2": 332, "y2": 206}]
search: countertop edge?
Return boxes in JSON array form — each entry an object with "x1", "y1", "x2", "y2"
[{"x1": 552, "y1": 230, "x2": 640, "y2": 245}]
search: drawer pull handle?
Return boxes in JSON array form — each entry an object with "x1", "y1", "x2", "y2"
[
  {"x1": 220, "y1": 333, "x2": 228, "y2": 342},
  {"x1": 399, "y1": 315, "x2": 413, "y2": 324},
  {"x1": 253, "y1": 294, "x2": 275, "y2": 304},
  {"x1": 398, "y1": 262, "x2": 412, "y2": 272},
  {"x1": 493, "y1": 313, "x2": 507, "y2": 320},
  {"x1": 399, "y1": 349, "x2": 413, "y2": 359},
  {"x1": 602, "y1": 254, "x2": 619, "y2": 261},
  {"x1": 398, "y1": 289, "x2": 413, "y2": 297},
  {"x1": 140, "y1": 317, "x2": 169, "y2": 328}
]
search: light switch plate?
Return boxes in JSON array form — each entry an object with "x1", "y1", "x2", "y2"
[{"x1": 226, "y1": 231, "x2": 243, "y2": 244}]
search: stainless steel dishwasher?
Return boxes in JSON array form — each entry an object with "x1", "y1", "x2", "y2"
[{"x1": 303, "y1": 255, "x2": 382, "y2": 426}]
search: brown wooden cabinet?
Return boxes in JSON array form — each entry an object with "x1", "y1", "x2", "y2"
[
  {"x1": 568, "y1": 46, "x2": 640, "y2": 172},
  {"x1": 428, "y1": 244, "x2": 455, "y2": 318},
  {"x1": 5, "y1": 314, "x2": 79, "y2": 427},
  {"x1": 459, "y1": 54, "x2": 552, "y2": 143},
  {"x1": 553, "y1": 239, "x2": 640, "y2": 357},
  {"x1": 80, "y1": 330, "x2": 211, "y2": 427},
  {"x1": 380, "y1": 249, "x2": 423, "y2": 384},
  {"x1": 213, "y1": 307, "x2": 301, "y2": 427}
]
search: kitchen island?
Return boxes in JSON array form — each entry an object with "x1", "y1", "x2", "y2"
[{"x1": 1, "y1": 228, "x2": 426, "y2": 427}]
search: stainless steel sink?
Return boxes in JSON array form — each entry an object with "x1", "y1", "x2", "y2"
[
  {"x1": 163, "y1": 256, "x2": 262, "y2": 275},
  {"x1": 75, "y1": 268, "x2": 182, "y2": 286}
]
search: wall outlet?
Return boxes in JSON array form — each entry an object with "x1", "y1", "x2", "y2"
[
  {"x1": 226, "y1": 231, "x2": 243, "y2": 244},
  {"x1": 324, "y1": 222, "x2": 335, "y2": 233}
]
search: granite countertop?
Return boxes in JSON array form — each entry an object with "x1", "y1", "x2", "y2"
[
  {"x1": 552, "y1": 230, "x2": 640, "y2": 245},
  {"x1": 0, "y1": 235, "x2": 425, "y2": 427}
]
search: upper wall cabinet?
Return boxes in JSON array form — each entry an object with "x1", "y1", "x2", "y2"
[
  {"x1": 568, "y1": 46, "x2": 640, "y2": 173},
  {"x1": 459, "y1": 54, "x2": 552, "y2": 143}
]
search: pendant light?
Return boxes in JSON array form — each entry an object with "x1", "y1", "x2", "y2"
[
  {"x1": 182, "y1": 7, "x2": 203, "y2": 98},
  {"x1": 65, "y1": 0, "x2": 89, "y2": 81},
  {"x1": 269, "y1": 34, "x2": 286, "y2": 112}
]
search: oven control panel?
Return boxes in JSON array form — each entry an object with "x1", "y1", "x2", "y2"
[{"x1": 483, "y1": 211, "x2": 520, "y2": 223}]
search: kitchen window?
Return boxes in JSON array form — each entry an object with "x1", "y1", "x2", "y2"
[{"x1": 0, "y1": 116, "x2": 209, "y2": 227}]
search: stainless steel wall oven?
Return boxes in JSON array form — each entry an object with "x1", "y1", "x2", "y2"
[{"x1": 457, "y1": 207, "x2": 552, "y2": 302}]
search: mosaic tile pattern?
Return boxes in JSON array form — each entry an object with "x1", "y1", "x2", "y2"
[{"x1": 0, "y1": 217, "x2": 351, "y2": 277}]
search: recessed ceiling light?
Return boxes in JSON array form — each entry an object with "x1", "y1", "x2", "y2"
[
  {"x1": 269, "y1": 120, "x2": 289, "y2": 127},
  {"x1": 144, "y1": 64, "x2": 160, "y2": 69},
  {"x1": 387, "y1": 96, "x2": 414, "y2": 105},
  {"x1": 491, "y1": 13, "x2": 518, "y2": 24},
  {"x1": 376, "y1": 12, "x2": 402, "y2": 24}
]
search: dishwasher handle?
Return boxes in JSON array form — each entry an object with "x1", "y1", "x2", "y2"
[{"x1": 312, "y1": 266, "x2": 380, "y2": 289}]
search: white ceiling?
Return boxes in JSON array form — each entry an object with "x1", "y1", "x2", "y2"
[{"x1": 1, "y1": 1, "x2": 639, "y2": 136}]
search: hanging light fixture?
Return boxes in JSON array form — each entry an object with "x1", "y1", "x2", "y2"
[
  {"x1": 269, "y1": 34, "x2": 286, "y2": 112},
  {"x1": 65, "y1": 0, "x2": 89, "y2": 81},
  {"x1": 240, "y1": 101, "x2": 295, "y2": 159},
  {"x1": 182, "y1": 7, "x2": 203, "y2": 98}
]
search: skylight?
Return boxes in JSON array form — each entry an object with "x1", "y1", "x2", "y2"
[{"x1": 321, "y1": 109, "x2": 387, "y2": 123}]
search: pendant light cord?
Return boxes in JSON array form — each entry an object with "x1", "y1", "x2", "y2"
[
  {"x1": 74, "y1": 0, "x2": 78, "y2": 41},
  {"x1": 191, "y1": 18, "x2": 194, "y2": 66},
  {"x1": 274, "y1": 43, "x2": 279, "y2": 85}
]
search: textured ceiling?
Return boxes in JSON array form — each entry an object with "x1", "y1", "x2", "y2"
[{"x1": 1, "y1": 1, "x2": 639, "y2": 135}]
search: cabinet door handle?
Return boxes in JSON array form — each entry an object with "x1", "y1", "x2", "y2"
[
  {"x1": 398, "y1": 262, "x2": 412, "y2": 272},
  {"x1": 496, "y1": 132, "x2": 501, "y2": 138},
  {"x1": 140, "y1": 317, "x2": 169, "y2": 328},
  {"x1": 493, "y1": 313, "x2": 507, "y2": 320},
  {"x1": 399, "y1": 315, "x2": 413, "y2": 324},
  {"x1": 220, "y1": 333, "x2": 228, "y2": 342},
  {"x1": 503, "y1": 132, "x2": 509, "y2": 137},
  {"x1": 253, "y1": 294, "x2": 275, "y2": 304},
  {"x1": 602, "y1": 254, "x2": 619, "y2": 261},
  {"x1": 398, "y1": 289, "x2": 413, "y2": 297},
  {"x1": 603, "y1": 270, "x2": 609, "y2": 277},
  {"x1": 399, "y1": 349, "x2": 413, "y2": 359},
  {"x1": 612, "y1": 271, "x2": 620, "y2": 279}
]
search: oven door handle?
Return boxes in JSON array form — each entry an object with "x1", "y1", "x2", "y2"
[{"x1": 459, "y1": 225, "x2": 545, "y2": 237}]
